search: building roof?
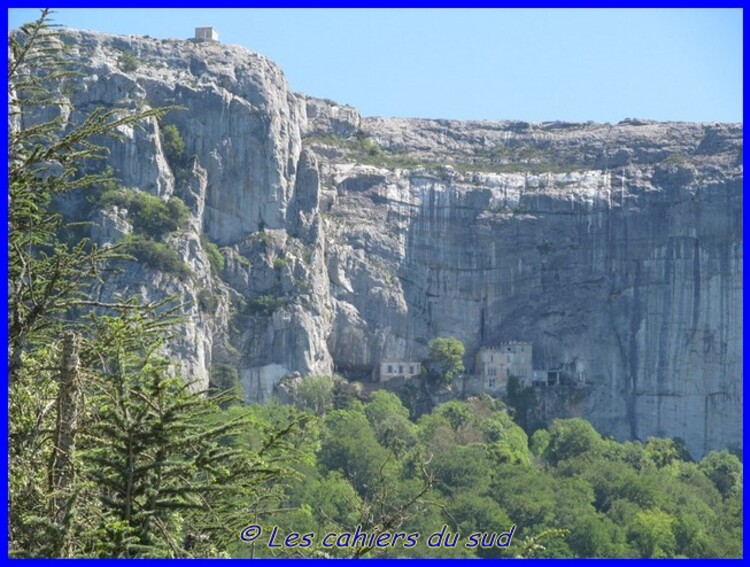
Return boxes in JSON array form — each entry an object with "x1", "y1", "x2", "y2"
[{"x1": 478, "y1": 341, "x2": 532, "y2": 351}]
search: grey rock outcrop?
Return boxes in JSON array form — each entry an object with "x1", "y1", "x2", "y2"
[{"x1": 40, "y1": 28, "x2": 741, "y2": 458}]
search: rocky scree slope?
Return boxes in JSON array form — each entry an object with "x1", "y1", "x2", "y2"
[{"x1": 43, "y1": 29, "x2": 742, "y2": 458}]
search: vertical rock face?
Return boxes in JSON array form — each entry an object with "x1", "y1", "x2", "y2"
[
  {"x1": 47, "y1": 30, "x2": 335, "y2": 393},
  {"x1": 46, "y1": 29, "x2": 741, "y2": 457},
  {"x1": 316, "y1": 122, "x2": 742, "y2": 459}
]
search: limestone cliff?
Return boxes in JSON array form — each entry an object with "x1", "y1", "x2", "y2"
[{"x1": 42, "y1": 29, "x2": 741, "y2": 458}]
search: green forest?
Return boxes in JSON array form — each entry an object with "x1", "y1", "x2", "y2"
[{"x1": 8, "y1": 12, "x2": 742, "y2": 559}]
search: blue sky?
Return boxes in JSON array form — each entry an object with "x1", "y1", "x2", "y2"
[{"x1": 7, "y1": 8, "x2": 743, "y2": 123}]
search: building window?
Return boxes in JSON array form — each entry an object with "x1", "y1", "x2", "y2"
[
  {"x1": 409, "y1": 365, "x2": 414, "y2": 373},
  {"x1": 399, "y1": 365, "x2": 403, "y2": 373},
  {"x1": 489, "y1": 379, "x2": 496, "y2": 388},
  {"x1": 387, "y1": 365, "x2": 392, "y2": 373},
  {"x1": 490, "y1": 354, "x2": 494, "y2": 362}
]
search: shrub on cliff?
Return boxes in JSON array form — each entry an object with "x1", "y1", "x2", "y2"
[
  {"x1": 100, "y1": 188, "x2": 189, "y2": 238},
  {"x1": 122, "y1": 235, "x2": 189, "y2": 276}
]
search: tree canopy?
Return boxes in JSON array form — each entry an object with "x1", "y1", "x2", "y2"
[{"x1": 426, "y1": 337, "x2": 465, "y2": 385}]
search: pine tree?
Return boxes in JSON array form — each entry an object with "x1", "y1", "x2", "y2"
[
  {"x1": 8, "y1": 11, "x2": 165, "y2": 555},
  {"x1": 9, "y1": 12, "x2": 299, "y2": 557},
  {"x1": 8, "y1": 10, "x2": 164, "y2": 381},
  {"x1": 80, "y1": 311, "x2": 285, "y2": 557}
]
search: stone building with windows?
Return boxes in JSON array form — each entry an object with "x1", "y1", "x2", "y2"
[
  {"x1": 475, "y1": 341, "x2": 533, "y2": 393},
  {"x1": 377, "y1": 361, "x2": 422, "y2": 383}
]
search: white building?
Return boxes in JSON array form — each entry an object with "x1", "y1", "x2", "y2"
[
  {"x1": 194, "y1": 27, "x2": 219, "y2": 42},
  {"x1": 378, "y1": 361, "x2": 422, "y2": 383},
  {"x1": 475, "y1": 341, "x2": 533, "y2": 393}
]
